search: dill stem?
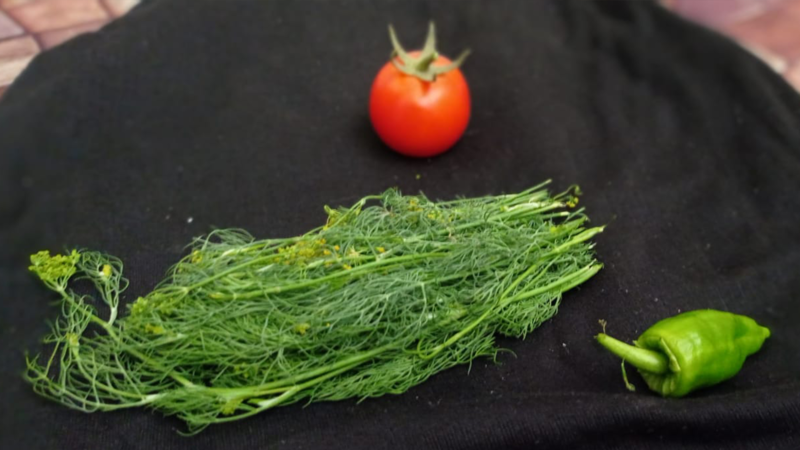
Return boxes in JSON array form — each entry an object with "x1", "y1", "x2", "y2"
[
  {"x1": 203, "y1": 342, "x2": 399, "y2": 396},
  {"x1": 185, "y1": 254, "x2": 278, "y2": 292},
  {"x1": 411, "y1": 227, "x2": 604, "y2": 361},
  {"x1": 417, "y1": 262, "x2": 601, "y2": 360},
  {"x1": 219, "y1": 237, "x2": 298, "y2": 255},
  {"x1": 538, "y1": 226, "x2": 605, "y2": 258},
  {"x1": 94, "y1": 316, "x2": 196, "y2": 388},
  {"x1": 209, "y1": 360, "x2": 366, "y2": 424},
  {"x1": 434, "y1": 180, "x2": 554, "y2": 208},
  {"x1": 56, "y1": 289, "x2": 196, "y2": 389},
  {"x1": 504, "y1": 263, "x2": 602, "y2": 304},
  {"x1": 29, "y1": 373, "x2": 152, "y2": 411},
  {"x1": 212, "y1": 252, "x2": 447, "y2": 300}
]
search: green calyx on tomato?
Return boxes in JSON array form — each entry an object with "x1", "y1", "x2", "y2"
[{"x1": 388, "y1": 22, "x2": 471, "y2": 82}]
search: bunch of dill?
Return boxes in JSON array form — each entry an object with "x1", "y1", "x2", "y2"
[{"x1": 24, "y1": 181, "x2": 603, "y2": 434}]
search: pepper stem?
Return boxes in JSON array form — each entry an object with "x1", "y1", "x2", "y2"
[{"x1": 596, "y1": 333, "x2": 669, "y2": 375}]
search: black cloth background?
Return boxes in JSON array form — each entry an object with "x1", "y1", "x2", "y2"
[{"x1": 1, "y1": 0, "x2": 799, "y2": 448}]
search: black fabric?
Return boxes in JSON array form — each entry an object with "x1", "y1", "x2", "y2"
[{"x1": 1, "y1": 0, "x2": 799, "y2": 448}]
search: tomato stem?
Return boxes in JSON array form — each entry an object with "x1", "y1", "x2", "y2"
[
  {"x1": 416, "y1": 51, "x2": 439, "y2": 72},
  {"x1": 388, "y1": 22, "x2": 470, "y2": 82}
]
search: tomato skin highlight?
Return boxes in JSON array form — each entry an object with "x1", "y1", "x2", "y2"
[{"x1": 369, "y1": 53, "x2": 471, "y2": 158}]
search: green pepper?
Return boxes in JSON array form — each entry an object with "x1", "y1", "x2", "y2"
[{"x1": 596, "y1": 309, "x2": 770, "y2": 397}]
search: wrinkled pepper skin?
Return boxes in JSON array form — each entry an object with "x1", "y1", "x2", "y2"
[{"x1": 597, "y1": 309, "x2": 771, "y2": 397}]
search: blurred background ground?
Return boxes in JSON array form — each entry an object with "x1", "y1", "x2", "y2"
[{"x1": 0, "y1": 0, "x2": 798, "y2": 99}]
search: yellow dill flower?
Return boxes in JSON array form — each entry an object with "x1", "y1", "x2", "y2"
[
  {"x1": 130, "y1": 297, "x2": 150, "y2": 315},
  {"x1": 65, "y1": 333, "x2": 80, "y2": 347},
  {"x1": 144, "y1": 324, "x2": 165, "y2": 335},
  {"x1": 28, "y1": 250, "x2": 80, "y2": 286},
  {"x1": 334, "y1": 245, "x2": 340, "y2": 251},
  {"x1": 407, "y1": 198, "x2": 423, "y2": 211},
  {"x1": 376, "y1": 247, "x2": 386, "y2": 253},
  {"x1": 343, "y1": 264, "x2": 352, "y2": 270},
  {"x1": 294, "y1": 323, "x2": 310, "y2": 335},
  {"x1": 221, "y1": 398, "x2": 242, "y2": 415}
]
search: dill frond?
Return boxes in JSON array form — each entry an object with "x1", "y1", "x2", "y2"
[{"x1": 24, "y1": 181, "x2": 603, "y2": 434}]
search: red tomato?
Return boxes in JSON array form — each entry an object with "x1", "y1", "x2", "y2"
[{"x1": 369, "y1": 51, "x2": 471, "y2": 158}]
